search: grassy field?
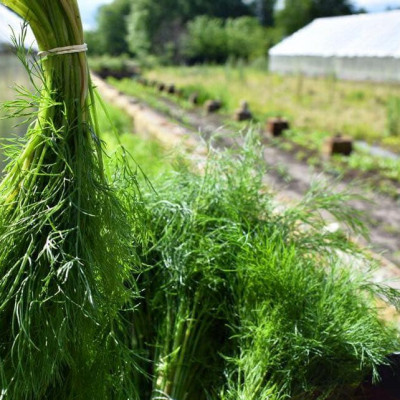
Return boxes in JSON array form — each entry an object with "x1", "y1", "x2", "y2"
[
  {"x1": 110, "y1": 66, "x2": 400, "y2": 197},
  {"x1": 97, "y1": 99, "x2": 170, "y2": 179},
  {"x1": 144, "y1": 65, "x2": 400, "y2": 152}
]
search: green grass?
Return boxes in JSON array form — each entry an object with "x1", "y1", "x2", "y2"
[
  {"x1": 278, "y1": 129, "x2": 400, "y2": 197},
  {"x1": 109, "y1": 76, "x2": 400, "y2": 195},
  {"x1": 143, "y1": 65, "x2": 400, "y2": 152},
  {"x1": 387, "y1": 96, "x2": 400, "y2": 137},
  {"x1": 96, "y1": 96, "x2": 172, "y2": 178}
]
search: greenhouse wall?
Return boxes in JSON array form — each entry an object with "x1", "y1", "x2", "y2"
[{"x1": 269, "y1": 55, "x2": 400, "y2": 82}]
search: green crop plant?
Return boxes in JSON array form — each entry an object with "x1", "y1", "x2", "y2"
[
  {"x1": 0, "y1": 1, "x2": 143, "y2": 398},
  {"x1": 125, "y1": 134, "x2": 400, "y2": 400},
  {"x1": 387, "y1": 95, "x2": 400, "y2": 137}
]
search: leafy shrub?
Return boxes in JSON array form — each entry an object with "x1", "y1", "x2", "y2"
[
  {"x1": 88, "y1": 55, "x2": 140, "y2": 79},
  {"x1": 180, "y1": 83, "x2": 217, "y2": 104},
  {"x1": 184, "y1": 16, "x2": 228, "y2": 63},
  {"x1": 85, "y1": 30, "x2": 106, "y2": 55},
  {"x1": 89, "y1": 54, "x2": 136, "y2": 72},
  {"x1": 225, "y1": 17, "x2": 267, "y2": 60},
  {"x1": 184, "y1": 16, "x2": 267, "y2": 64}
]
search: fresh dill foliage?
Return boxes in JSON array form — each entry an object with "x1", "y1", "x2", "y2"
[
  {"x1": 0, "y1": 1, "x2": 143, "y2": 398},
  {"x1": 127, "y1": 133, "x2": 400, "y2": 400}
]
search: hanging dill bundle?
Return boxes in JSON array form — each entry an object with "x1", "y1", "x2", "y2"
[{"x1": 0, "y1": 1, "x2": 141, "y2": 398}]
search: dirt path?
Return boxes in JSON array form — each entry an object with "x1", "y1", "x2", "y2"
[{"x1": 94, "y1": 76, "x2": 400, "y2": 287}]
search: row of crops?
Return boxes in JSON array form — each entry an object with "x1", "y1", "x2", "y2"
[
  {"x1": 107, "y1": 72, "x2": 400, "y2": 199},
  {"x1": 0, "y1": 1, "x2": 399, "y2": 399}
]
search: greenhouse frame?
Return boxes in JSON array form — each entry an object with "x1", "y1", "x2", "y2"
[{"x1": 269, "y1": 10, "x2": 400, "y2": 82}]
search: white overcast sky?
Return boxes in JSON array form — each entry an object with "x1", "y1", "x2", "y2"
[{"x1": 78, "y1": 0, "x2": 400, "y2": 29}]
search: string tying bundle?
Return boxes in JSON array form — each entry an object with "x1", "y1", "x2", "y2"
[{"x1": 38, "y1": 43, "x2": 88, "y2": 57}]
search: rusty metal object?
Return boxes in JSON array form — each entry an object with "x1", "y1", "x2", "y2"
[
  {"x1": 157, "y1": 82, "x2": 166, "y2": 92},
  {"x1": 167, "y1": 84, "x2": 176, "y2": 94},
  {"x1": 234, "y1": 101, "x2": 253, "y2": 122},
  {"x1": 205, "y1": 100, "x2": 222, "y2": 114},
  {"x1": 266, "y1": 117, "x2": 290, "y2": 137},
  {"x1": 323, "y1": 134, "x2": 353, "y2": 157},
  {"x1": 188, "y1": 92, "x2": 199, "y2": 105}
]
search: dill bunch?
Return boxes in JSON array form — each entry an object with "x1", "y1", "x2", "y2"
[
  {"x1": 132, "y1": 134, "x2": 400, "y2": 400},
  {"x1": 0, "y1": 1, "x2": 141, "y2": 398}
]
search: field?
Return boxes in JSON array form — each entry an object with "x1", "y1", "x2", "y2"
[
  {"x1": 106, "y1": 65, "x2": 400, "y2": 198},
  {"x1": 144, "y1": 65, "x2": 400, "y2": 152}
]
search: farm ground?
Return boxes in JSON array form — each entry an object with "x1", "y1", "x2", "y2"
[
  {"x1": 98, "y1": 74, "x2": 400, "y2": 268},
  {"x1": 144, "y1": 65, "x2": 400, "y2": 152},
  {"x1": 108, "y1": 66, "x2": 400, "y2": 199}
]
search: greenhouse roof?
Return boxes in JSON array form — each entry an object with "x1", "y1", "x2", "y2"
[
  {"x1": 269, "y1": 10, "x2": 400, "y2": 59},
  {"x1": 0, "y1": 5, "x2": 37, "y2": 51}
]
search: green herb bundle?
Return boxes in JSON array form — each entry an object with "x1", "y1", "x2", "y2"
[
  {"x1": 133, "y1": 137, "x2": 400, "y2": 400},
  {"x1": 0, "y1": 1, "x2": 140, "y2": 398}
]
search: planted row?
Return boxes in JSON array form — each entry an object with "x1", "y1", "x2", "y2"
[{"x1": 135, "y1": 76, "x2": 354, "y2": 157}]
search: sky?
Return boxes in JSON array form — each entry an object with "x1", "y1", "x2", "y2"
[
  {"x1": 360, "y1": 0, "x2": 400, "y2": 10},
  {"x1": 78, "y1": 0, "x2": 400, "y2": 29},
  {"x1": 78, "y1": 0, "x2": 113, "y2": 29}
]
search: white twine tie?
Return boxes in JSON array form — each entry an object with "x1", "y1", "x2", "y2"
[{"x1": 38, "y1": 43, "x2": 88, "y2": 58}]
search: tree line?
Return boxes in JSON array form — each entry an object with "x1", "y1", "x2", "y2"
[{"x1": 86, "y1": 0, "x2": 364, "y2": 63}]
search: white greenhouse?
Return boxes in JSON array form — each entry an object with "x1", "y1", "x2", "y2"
[
  {"x1": 269, "y1": 10, "x2": 400, "y2": 82},
  {"x1": 0, "y1": 5, "x2": 36, "y2": 53}
]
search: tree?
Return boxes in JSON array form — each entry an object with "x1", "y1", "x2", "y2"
[
  {"x1": 126, "y1": 0, "x2": 252, "y2": 57},
  {"x1": 225, "y1": 17, "x2": 268, "y2": 59},
  {"x1": 96, "y1": 0, "x2": 131, "y2": 55},
  {"x1": 182, "y1": 0, "x2": 251, "y2": 19},
  {"x1": 127, "y1": 0, "x2": 175, "y2": 56},
  {"x1": 85, "y1": 30, "x2": 105, "y2": 56},
  {"x1": 276, "y1": 0, "x2": 359, "y2": 35},
  {"x1": 310, "y1": 0, "x2": 357, "y2": 19},
  {"x1": 184, "y1": 16, "x2": 267, "y2": 63},
  {"x1": 275, "y1": 0, "x2": 312, "y2": 35},
  {"x1": 184, "y1": 16, "x2": 228, "y2": 63},
  {"x1": 251, "y1": 0, "x2": 277, "y2": 27}
]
